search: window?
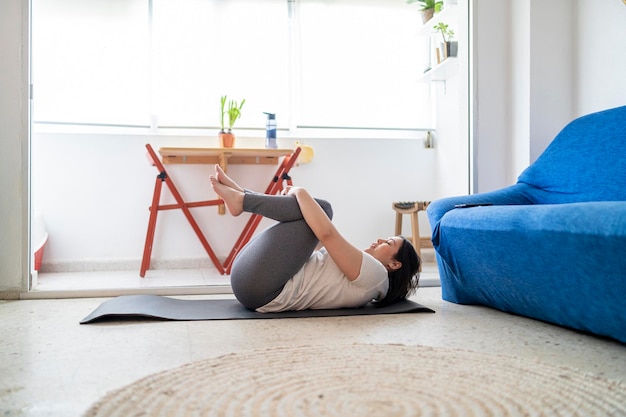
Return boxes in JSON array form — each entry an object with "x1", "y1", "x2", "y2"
[
  {"x1": 298, "y1": 0, "x2": 430, "y2": 129},
  {"x1": 32, "y1": 0, "x2": 150, "y2": 126},
  {"x1": 151, "y1": 0, "x2": 289, "y2": 128},
  {"x1": 31, "y1": 0, "x2": 430, "y2": 133}
]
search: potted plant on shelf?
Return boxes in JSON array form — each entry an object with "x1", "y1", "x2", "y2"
[
  {"x1": 219, "y1": 95, "x2": 246, "y2": 148},
  {"x1": 433, "y1": 21, "x2": 457, "y2": 60},
  {"x1": 407, "y1": 0, "x2": 443, "y2": 24}
]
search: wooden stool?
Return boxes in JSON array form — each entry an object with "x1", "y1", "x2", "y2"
[{"x1": 392, "y1": 201, "x2": 433, "y2": 260}]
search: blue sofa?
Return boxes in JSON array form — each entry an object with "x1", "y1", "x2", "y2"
[{"x1": 427, "y1": 106, "x2": 626, "y2": 343}]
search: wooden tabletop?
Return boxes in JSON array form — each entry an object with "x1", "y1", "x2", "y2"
[{"x1": 158, "y1": 147, "x2": 295, "y2": 165}]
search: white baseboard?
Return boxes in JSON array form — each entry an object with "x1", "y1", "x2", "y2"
[
  {"x1": 39, "y1": 257, "x2": 219, "y2": 273},
  {"x1": 40, "y1": 249, "x2": 437, "y2": 273}
]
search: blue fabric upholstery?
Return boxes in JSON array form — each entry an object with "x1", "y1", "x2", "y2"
[
  {"x1": 427, "y1": 106, "x2": 626, "y2": 343},
  {"x1": 518, "y1": 106, "x2": 626, "y2": 203}
]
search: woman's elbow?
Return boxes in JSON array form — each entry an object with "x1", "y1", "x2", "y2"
[{"x1": 316, "y1": 226, "x2": 338, "y2": 244}]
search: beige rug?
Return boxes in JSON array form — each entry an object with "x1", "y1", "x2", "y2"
[{"x1": 84, "y1": 344, "x2": 625, "y2": 417}]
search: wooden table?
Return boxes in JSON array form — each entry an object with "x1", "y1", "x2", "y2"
[
  {"x1": 141, "y1": 144, "x2": 303, "y2": 276},
  {"x1": 159, "y1": 147, "x2": 296, "y2": 167},
  {"x1": 159, "y1": 147, "x2": 296, "y2": 215}
]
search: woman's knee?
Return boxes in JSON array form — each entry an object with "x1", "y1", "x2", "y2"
[
  {"x1": 230, "y1": 275, "x2": 265, "y2": 310},
  {"x1": 230, "y1": 265, "x2": 283, "y2": 310}
]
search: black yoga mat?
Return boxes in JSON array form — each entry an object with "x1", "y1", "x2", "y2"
[{"x1": 80, "y1": 294, "x2": 434, "y2": 324}]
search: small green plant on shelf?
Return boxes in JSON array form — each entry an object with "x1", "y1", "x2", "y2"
[
  {"x1": 433, "y1": 21, "x2": 455, "y2": 43},
  {"x1": 433, "y1": 22, "x2": 458, "y2": 59}
]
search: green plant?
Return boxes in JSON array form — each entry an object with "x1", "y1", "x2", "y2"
[
  {"x1": 219, "y1": 95, "x2": 227, "y2": 131},
  {"x1": 219, "y1": 95, "x2": 246, "y2": 132},
  {"x1": 433, "y1": 21, "x2": 455, "y2": 42},
  {"x1": 406, "y1": 0, "x2": 443, "y2": 12}
]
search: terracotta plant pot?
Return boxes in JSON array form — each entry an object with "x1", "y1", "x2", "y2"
[
  {"x1": 421, "y1": 8, "x2": 435, "y2": 24},
  {"x1": 219, "y1": 132, "x2": 235, "y2": 148}
]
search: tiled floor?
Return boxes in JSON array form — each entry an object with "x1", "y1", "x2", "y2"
[{"x1": 1, "y1": 266, "x2": 625, "y2": 417}]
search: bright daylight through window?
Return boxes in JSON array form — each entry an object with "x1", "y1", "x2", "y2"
[{"x1": 31, "y1": 0, "x2": 431, "y2": 134}]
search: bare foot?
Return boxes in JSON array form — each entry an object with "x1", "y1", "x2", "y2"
[
  {"x1": 210, "y1": 175, "x2": 244, "y2": 216},
  {"x1": 214, "y1": 165, "x2": 244, "y2": 192}
]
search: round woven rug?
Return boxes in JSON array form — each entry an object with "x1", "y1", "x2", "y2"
[{"x1": 84, "y1": 344, "x2": 625, "y2": 417}]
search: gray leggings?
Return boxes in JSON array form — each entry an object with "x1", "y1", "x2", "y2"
[{"x1": 230, "y1": 191, "x2": 333, "y2": 310}]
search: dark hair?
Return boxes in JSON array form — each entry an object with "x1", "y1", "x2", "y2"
[{"x1": 375, "y1": 237, "x2": 421, "y2": 307}]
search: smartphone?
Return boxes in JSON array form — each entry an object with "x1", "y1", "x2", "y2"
[{"x1": 454, "y1": 203, "x2": 493, "y2": 208}]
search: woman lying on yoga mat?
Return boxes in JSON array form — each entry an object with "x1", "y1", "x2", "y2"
[{"x1": 210, "y1": 165, "x2": 420, "y2": 312}]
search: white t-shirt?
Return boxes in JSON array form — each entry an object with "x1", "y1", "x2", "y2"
[{"x1": 256, "y1": 249, "x2": 389, "y2": 313}]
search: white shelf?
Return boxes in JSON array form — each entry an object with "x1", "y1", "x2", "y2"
[
  {"x1": 416, "y1": 4, "x2": 459, "y2": 83},
  {"x1": 417, "y1": 57, "x2": 458, "y2": 83}
]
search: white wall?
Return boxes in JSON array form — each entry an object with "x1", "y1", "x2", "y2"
[
  {"x1": 433, "y1": 0, "x2": 471, "y2": 197},
  {"x1": 576, "y1": 0, "x2": 626, "y2": 115},
  {"x1": 472, "y1": 0, "x2": 624, "y2": 193},
  {"x1": 0, "y1": 0, "x2": 28, "y2": 298},
  {"x1": 509, "y1": 1, "x2": 530, "y2": 181},
  {"x1": 32, "y1": 133, "x2": 437, "y2": 270},
  {"x1": 528, "y1": 0, "x2": 576, "y2": 163},
  {"x1": 471, "y1": 0, "x2": 511, "y2": 192},
  {"x1": 509, "y1": 0, "x2": 576, "y2": 181},
  {"x1": 433, "y1": 74, "x2": 468, "y2": 196},
  {"x1": 473, "y1": 0, "x2": 577, "y2": 191}
]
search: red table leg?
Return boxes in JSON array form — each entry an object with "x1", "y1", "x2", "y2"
[{"x1": 141, "y1": 144, "x2": 225, "y2": 276}]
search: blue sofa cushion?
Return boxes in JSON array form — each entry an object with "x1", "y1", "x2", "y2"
[
  {"x1": 432, "y1": 201, "x2": 626, "y2": 343},
  {"x1": 518, "y1": 106, "x2": 626, "y2": 203}
]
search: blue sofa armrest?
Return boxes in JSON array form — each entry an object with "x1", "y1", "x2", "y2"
[
  {"x1": 430, "y1": 200, "x2": 626, "y2": 343},
  {"x1": 426, "y1": 183, "x2": 538, "y2": 246}
]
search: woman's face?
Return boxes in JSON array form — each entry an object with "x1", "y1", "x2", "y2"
[{"x1": 364, "y1": 236, "x2": 403, "y2": 270}]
